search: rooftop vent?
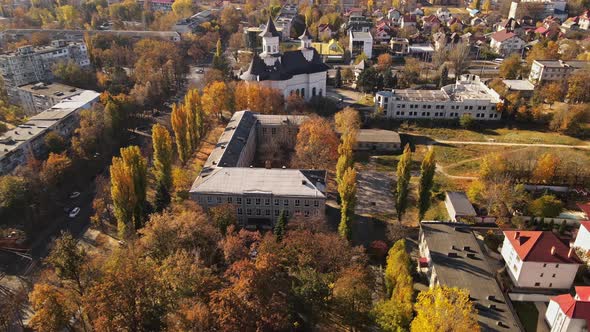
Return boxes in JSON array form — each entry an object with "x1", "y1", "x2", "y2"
[
  {"x1": 514, "y1": 231, "x2": 520, "y2": 239},
  {"x1": 488, "y1": 304, "x2": 496, "y2": 310},
  {"x1": 463, "y1": 246, "x2": 471, "y2": 251},
  {"x1": 451, "y1": 245, "x2": 457, "y2": 250},
  {"x1": 568, "y1": 247, "x2": 574, "y2": 258},
  {"x1": 551, "y1": 246, "x2": 556, "y2": 256},
  {"x1": 466, "y1": 253, "x2": 476, "y2": 259},
  {"x1": 448, "y1": 252, "x2": 458, "y2": 258},
  {"x1": 496, "y1": 321, "x2": 505, "y2": 327},
  {"x1": 487, "y1": 295, "x2": 496, "y2": 301}
]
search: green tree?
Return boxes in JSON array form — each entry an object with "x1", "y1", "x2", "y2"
[
  {"x1": 47, "y1": 232, "x2": 87, "y2": 293},
  {"x1": 44, "y1": 131, "x2": 67, "y2": 154},
  {"x1": 110, "y1": 146, "x2": 147, "y2": 237},
  {"x1": 0, "y1": 176, "x2": 30, "y2": 216},
  {"x1": 338, "y1": 167, "x2": 357, "y2": 240},
  {"x1": 396, "y1": 144, "x2": 412, "y2": 223},
  {"x1": 151, "y1": 124, "x2": 173, "y2": 194},
  {"x1": 439, "y1": 65, "x2": 448, "y2": 88},
  {"x1": 334, "y1": 67, "x2": 342, "y2": 88},
  {"x1": 529, "y1": 194, "x2": 563, "y2": 218},
  {"x1": 411, "y1": 287, "x2": 480, "y2": 332},
  {"x1": 418, "y1": 149, "x2": 436, "y2": 220},
  {"x1": 209, "y1": 203, "x2": 237, "y2": 235},
  {"x1": 274, "y1": 210, "x2": 286, "y2": 242},
  {"x1": 459, "y1": 114, "x2": 475, "y2": 129}
]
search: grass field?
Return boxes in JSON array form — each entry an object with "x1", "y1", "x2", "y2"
[
  {"x1": 422, "y1": 6, "x2": 468, "y2": 15},
  {"x1": 513, "y1": 302, "x2": 539, "y2": 332},
  {"x1": 404, "y1": 127, "x2": 589, "y2": 146}
]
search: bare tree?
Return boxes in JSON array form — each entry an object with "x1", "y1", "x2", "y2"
[{"x1": 448, "y1": 41, "x2": 471, "y2": 78}]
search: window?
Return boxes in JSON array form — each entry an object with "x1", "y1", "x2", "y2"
[
  {"x1": 246, "y1": 198, "x2": 251, "y2": 205},
  {"x1": 543, "y1": 263, "x2": 547, "y2": 267},
  {"x1": 274, "y1": 199, "x2": 279, "y2": 206},
  {"x1": 247, "y1": 208, "x2": 252, "y2": 215},
  {"x1": 295, "y1": 199, "x2": 300, "y2": 207},
  {"x1": 265, "y1": 198, "x2": 270, "y2": 206},
  {"x1": 549, "y1": 283, "x2": 553, "y2": 287},
  {"x1": 304, "y1": 200, "x2": 309, "y2": 206},
  {"x1": 534, "y1": 282, "x2": 540, "y2": 287},
  {"x1": 284, "y1": 199, "x2": 289, "y2": 206},
  {"x1": 237, "y1": 208, "x2": 243, "y2": 215},
  {"x1": 237, "y1": 197, "x2": 242, "y2": 204},
  {"x1": 207, "y1": 196, "x2": 213, "y2": 203},
  {"x1": 274, "y1": 210, "x2": 280, "y2": 216},
  {"x1": 540, "y1": 273, "x2": 544, "y2": 277},
  {"x1": 285, "y1": 211, "x2": 290, "y2": 217},
  {"x1": 256, "y1": 209, "x2": 261, "y2": 216},
  {"x1": 265, "y1": 209, "x2": 271, "y2": 216},
  {"x1": 304, "y1": 210, "x2": 310, "y2": 217},
  {"x1": 556, "y1": 264, "x2": 559, "y2": 268},
  {"x1": 227, "y1": 197, "x2": 233, "y2": 204},
  {"x1": 255, "y1": 198, "x2": 261, "y2": 205},
  {"x1": 314, "y1": 200, "x2": 319, "y2": 207},
  {"x1": 217, "y1": 197, "x2": 222, "y2": 204},
  {"x1": 552, "y1": 274, "x2": 556, "y2": 278},
  {"x1": 263, "y1": 128, "x2": 268, "y2": 134},
  {"x1": 271, "y1": 128, "x2": 277, "y2": 135}
]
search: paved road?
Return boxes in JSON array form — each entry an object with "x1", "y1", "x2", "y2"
[{"x1": 356, "y1": 168, "x2": 396, "y2": 217}]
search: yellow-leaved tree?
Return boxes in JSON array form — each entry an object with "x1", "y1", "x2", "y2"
[{"x1": 411, "y1": 286, "x2": 480, "y2": 332}]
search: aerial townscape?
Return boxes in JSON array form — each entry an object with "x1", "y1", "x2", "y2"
[{"x1": 0, "y1": 0, "x2": 589, "y2": 329}]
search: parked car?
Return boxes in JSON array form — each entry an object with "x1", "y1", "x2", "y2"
[
  {"x1": 195, "y1": 67, "x2": 204, "y2": 74},
  {"x1": 69, "y1": 207, "x2": 81, "y2": 218},
  {"x1": 69, "y1": 192, "x2": 81, "y2": 199}
]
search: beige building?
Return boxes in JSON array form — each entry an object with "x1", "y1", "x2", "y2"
[
  {"x1": 16, "y1": 82, "x2": 89, "y2": 115},
  {"x1": 528, "y1": 59, "x2": 588, "y2": 85},
  {"x1": 354, "y1": 129, "x2": 401, "y2": 152},
  {"x1": 190, "y1": 111, "x2": 326, "y2": 229}
]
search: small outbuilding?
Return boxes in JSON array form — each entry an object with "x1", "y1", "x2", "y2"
[
  {"x1": 354, "y1": 129, "x2": 401, "y2": 152},
  {"x1": 444, "y1": 191, "x2": 477, "y2": 222}
]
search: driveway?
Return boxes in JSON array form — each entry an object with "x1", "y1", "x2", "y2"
[{"x1": 356, "y1": 168, "x2": 395, "y2": 218}]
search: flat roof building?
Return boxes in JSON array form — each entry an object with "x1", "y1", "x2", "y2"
[
  {"x1": 16, "y1": 82, "x2": 89, "y2": 115},
  {"x1": 528, "y1": 59, "x2": 588, "y2": 85},
  {"x1": 375, "y1": 75, "x2": 502, "y2": 121},
  {"x1": 444, "y1": 191, "x2": 477, "y2": 222},
  {"x1": 190, "y1": 111, "x2": 326, "y2": 229},
  {"x1": 354, "y1": 129, "x2": 401, "y2": 152},
  {"x1": 419, "y1": 222, "x2": 521, "y2": 331}
]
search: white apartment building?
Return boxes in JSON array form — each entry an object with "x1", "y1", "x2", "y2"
[
  {"x1": 16, "y1": 82, "x2": 88, "y2": 115},
  {"x1": 240, "y1": 19, "x2": 329, "y2": 101},
  {"x1": 189, "y1": 111, "x2": 326, "y2": 229},
  {"x1": 545, "y1": 286, "x2": 590, "y2": 332},
  {"x1": 349, "y1": 31, "x2": 373, "y2": 59},
  {"x1": 489, "y1": 30, "x2": 525, "y2": 56},
  {"x1": 0, "y1": 40, "x2": 90, "y2": 101},
  {"x1": 501, "y1": 231, "x2": 581, "y2": 289},
  {"x1": 528, "y1": 59, "x2": 589, "y2": 85},
  {"x1": 573, "y1": 221, "x2": 590, "y2": 255},
  {"x1": 0, "y1": 90, "x2": 100, "y2": 175},
  {"x1": 375, "y1": 75, "x2": 502, "y2": 121}
]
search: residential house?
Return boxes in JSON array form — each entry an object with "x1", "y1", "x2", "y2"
[
  {"x1": 502, "y1": 79, "x2": 535, "y2": 98},
  {"x1": 573, "y1": 221, "x2": 590, "y2": 255},
  {"x1": 579, "y1": 10, "x2": 590, "y2": 30},
  {"x1": 501, "y1": 230, "x2": 582, "y2": 289},
  {"x1": 317, "y1": 24, "x2": 333, "y2": 41},
  {"x1": 496, "y1": 17, "x2": 522, "y2": 33},
  {"x1": 545, "y1": 286, "x2": 590, "y2": 332},
  {"x1": 347, "y1": 15, "x2": 373, "y2": 32},
  {"x1": 390, "y1": 37, "x2": 410, "y2": 55},
  {"x1": 349, "y1": 30, "x2": 373, "y2": 58},
  {"x1": 418, "y1": 222, "x2": 521, "y2": 331},
  {"x1": 401, "y1": 14, "x2": 417, "y2": 29},
  {"x1": 311, "y1": 39, "x2": 344, "y2": 62},
  {"x1": 490, "y1": 30, "x2": 525, "y2": 56},
  {"x1": 375, "y1": 75, "x2": 502, "y2": 120},
  {"x1": 444, "y1": 191, "x2": 477, "y2": 222},
  {"x1": 408, "y1": 43, "x2": 434, "y2": 62},
  {"x1": 447, "y1": 16, "x2": 464, "y2": 30},
  {"x1": 422, "y1": 15, "x2": 442, "y2": 31},
  {"x1": 240, "y1": 20, "x2": 329, "y2": 101},
  {"x1": 387, "y1": 8, "x2": 402, "y2": 24},
  {"x1": 374, "y1": 21, "x2": 393, "y2": 42},
  {"x1": 436, "y1": 7, "x2": 452, "y2": 22},
  {"x1": 528, "y1": 59, "x2": 588, "y2": 84},
  {"x1": 354, "y1": 59, "x2": 366, "y2": 80}
]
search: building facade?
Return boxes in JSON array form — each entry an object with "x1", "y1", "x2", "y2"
[
  {"x1": 489, "y1": 30, "x2": 525, "y2": 56},
  {"x1": 349, "y1": 31, "x2": 373, "y2": 58},
  {"x1": 573, "y1": 221, "x2": 590, "y2": 254},
  {"x1": 0, "y1": 90, "x2": 100, "y2": 175},
  {"x1": 375, "y1": 75, "x2": 502, "y2": 121},
  {"x1": 528, "y1": 60, "x2": 588, "y2": 85},
  {"x1": 444, "y1": 191, "x2": 477, "y2": 222},
  {"x1": 501, "y1": 231, "x2": 581, "y2": 289},
  {"x1": 545, "y1": 287, "x2": 590, "y2": 332},
  {"x1": 240, "y1": 19, "x2": 329, "y2": 101},
  {"x1": 0, "y1": 40, "x2": 90, "y2": 101},
  {"x1": 189, "y1": 111, "x2": 327, "y2": 229},
  {"x1": 16, "y1": 82, "x2": 89, "y2": 115}
]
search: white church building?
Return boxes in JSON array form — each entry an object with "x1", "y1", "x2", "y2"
[{"x1": 240, "y1": 18, "x2": 329, "y2": 101}]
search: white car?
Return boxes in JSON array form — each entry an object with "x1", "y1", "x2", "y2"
[
  {"x1": 69, "y1": 192, "x2": 80, "y2": 199},
  {"x1": 69, "y1": 207, "x2": 80, "y2": 218}
]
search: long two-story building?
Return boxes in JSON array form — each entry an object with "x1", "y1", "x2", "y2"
[
  {"x1": 189, "y1": 111, "x2": 326, "y2": 229},
  {"x1": 375, "y1": 75, "x2": 502, "y2": 121}
]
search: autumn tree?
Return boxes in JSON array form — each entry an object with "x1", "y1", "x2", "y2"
[
  {"x1": 171, "y1": 103, "x2": 192, "y2": 164},
  {"x1": 418, "y1": 148, "x2": 436, "y2": 220},
  {"x1": 411, "y1": 287, "x2": 480, "y2": 332},
  {"x1": 47, "y1": 232, "x2": 87, "y2": 293},
  {"x1": 152, "y1": 124, "x2": 173, "y2": 210},
  {"x1": 294, "y1": 117, "x2": 339, "y2": 169},
  {"x1": 567, "y1": 70, "x2": 590, "y2": 103},
  {"x1": 234, "y1": 82, "x2": 284, "y2": 114},
  {"x1": 172, "y1": 0, "x2": 193, "y2": 17},
  {"x1": 44, "y1": 131, "x2": 67, "y2": 154},
  {"x1": 110, "y1": 145, "x2": 148, "y2": 237},
  {"x1": 449, "y1": 41, "x2": 471, "y2": 77},
  {"x1": 209, "y1": 203, "x2": 237, "y2": 235},
  {"x1": 529, "y1": 194, "x2": 563, "y2": 217},
  {"x1": 334, "y1": 107, "x2": 361, "y2": 134},
  {"x1": 336, "y1": 132, "x2": 356, "y2": 184},
  {"x1": 338, "y1": 167, "x2": 357, "y2": 240},
  {"x1": 202, "y1": 81, "x2": 232, "y2": 120},
  {"x1": 482, "y1": 0, "x2": 491, "y2": 12},
  {"x1": 29, "y1": 283, "x2": 74, "y2": 332},
  {"x1": 532, "y1": 153, "x2": 559, "y2": 183},
  {"x1": 40, "y1": 153, "x2": 72, "y2": 188},
  {"x1": 396, "y1": 144, "x2": 412, "y2": 223},
  {"x1": 377, "y1": 53, "x2": 394, "y2": 71},
  {"x1": 183, "y1": 88, "x2": 204, "y2": 145},
  {"x1": 499, "y1": 54, "x2": 522, "y2": 79},
  {"x1": 539, "y1": 82, "x2": 566, "y2": 106},
  {"x1": 332, "y1": 266, "x2": 373, "y2": 330}
]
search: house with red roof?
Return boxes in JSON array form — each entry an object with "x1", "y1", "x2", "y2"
[
  {"x1": 490, "y1": 30, "x2": 525, "y2": 56},
  {"x1": 580, "y1": 10, "x2": 590, "y2": 30},
  {"x1": 501, "y1": 230, "x2": 581, "y2": 289},
  {"x1": 317, "y1": 24, "x2": 333, "y2": 41},
  {"x1": 545, "y1": 286, "x2": 590, "y2": 332},
  {"x1": 401, "y1": 14, "x2": 417, "y2": 29},
  {"x1": 421, "y1": 15, "x2": 442, "y2": 31},
  {"x1": 573, "y1": 221, "x2": 590, "y2": 255}
]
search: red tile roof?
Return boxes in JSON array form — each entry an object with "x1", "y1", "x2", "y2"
[
  {"x1": 491, "y1": 30, "x2": 517, "y2": 42},
  {"x1": 503, "y1": 231, "x2": 581, "y2": 264},
  {"x1": 551, "y1": 291, "x2": 590, "y2": 327},
  {"x1": 578, "y1": 202, "x2": 590, "y2": 218},
  {"x1": 576, "y1": 287, "x2": 590, "y2": 301}
]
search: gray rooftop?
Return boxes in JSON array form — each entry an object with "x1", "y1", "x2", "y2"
[
  {"x1": 446, "y1": 191, "x2": 477, "y2": 216},
  {"x1": 502, "y1": 79, "x2": 535, "y2": 91},
  {"x1": 391, "y1": 89, "x2": 449, "y2": 102},
  {"x1": 190, "y1": 167, "x2": 327, "y2": 198},
  {"x1": 18, "y1": 82, "x2": 82, "y2": 98},
  {"x1": 356, "y1": 129, "x2": 401, "y2": 144},
  {"x1": 534, "y1": 59, "x2": 588, "y2": 69},
  {"x1": 420, "y1": 222, "x2": 521, "y2": 332},
  {"x1": 350, "y1": 31, "x2": 373, "y2": 40}
]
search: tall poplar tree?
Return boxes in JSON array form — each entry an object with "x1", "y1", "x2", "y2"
[
  {"x1": 338, "y1": 167, "x2": 357, "y2": 240},
  {"x1": 152, "y1": 124, "x2": 173, "y2": 210},
  {"x1": 418, "y1": 148, "x2": 436, "y2": 220},
  {"x1": 395, "y1": 144, "x2": 412, "y2": 223},
  {"x1": 171, "y1": 103, "x2": 191, "y2": 164}
]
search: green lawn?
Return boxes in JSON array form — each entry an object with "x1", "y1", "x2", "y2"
[{"x1": 513, "y1": 301, "x2": 539, "y2": 332}]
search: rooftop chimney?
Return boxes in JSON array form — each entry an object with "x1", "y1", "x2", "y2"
[
  {"x1": 514, "y1": 231, "x2": 520, "y2": 239},
  {"x1": 265, "y1": 160, "x2": 272, "y2": 169},
  {"x1": 568, "y1": 247, "x2": 574, "y2": 258},
  {"x1": 551, "y1": 246, "x2": 556, "y2": 256}
]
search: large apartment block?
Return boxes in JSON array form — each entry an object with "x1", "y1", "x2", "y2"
[
  {"x1": 190, "y1": 111, "x2": 327, "y2": 229},
  {"x1": 16, "y1": 82, "x2": 88, "y2": 115},
  {"x1": 375, "y1": 75, "x2": 502, "y2": 121},
  {"x1": 0, "y1": 90, "x2": 100, "y2": 175},
  {"x1": 0, "y1": 40, "x2": 90, "y2": 101},
  {"x1": 528, "y1": 59, "x2": 588, "y2": 85}
]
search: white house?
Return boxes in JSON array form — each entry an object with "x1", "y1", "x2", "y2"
[
  {"x1": 436, "y1": 7, "x2": 451, "y2": 22},
  {"x1": 545, "y1": 286, "x2": 590, "y2": 332},
  {"x1": 349, "y1": 31, "x2": 373, "y2": 58},
  {"x1": 501, "y1": 231, "x2": 581, "y2": 289},
  {"x1": 240, "y1": 18, "x2": 329, "y2": 101},
  {"x1": 580, "y1": 10, "x2": 590, "y2": 30},
  {"x1": 444, "y1": 191, "x2": 477, "y2": 222},
  {"x1": 573, "y1": 221, "x2": 590, "y2": 255},
  {"x1": 400, "y1": 14, "x2": 417, "y2": 29},
  {"x1": 490, "y1": 30, "x2": 525, "y2": 56}
]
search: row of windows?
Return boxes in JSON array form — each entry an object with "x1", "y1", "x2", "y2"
[
  {"x1": 237, "y1": 208, "x2": 319, "y2": 217},
  {"x1": 393, "y1": 111, "x2": 498, "y2": 118},
  {"x1": 205, "y1": 195, "x2": 320, "y2": 207},
  {"x1": 396, "y1": 103, "x2": 492, "y2": 111}
]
